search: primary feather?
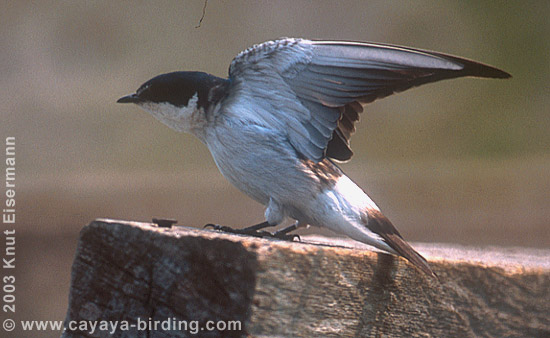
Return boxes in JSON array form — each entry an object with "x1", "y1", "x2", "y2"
[{"x1": 226, "y1": 38, "x2": 510, "y2": 162}]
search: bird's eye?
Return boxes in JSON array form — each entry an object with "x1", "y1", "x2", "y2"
[{"x1": 137, "y1": 84, "x2": 150, "y2": 96}]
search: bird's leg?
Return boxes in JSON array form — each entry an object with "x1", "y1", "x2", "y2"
[
  {"x1": 241, "y1": 221, "x2": 273, "y2": 232},
  {"x1": 204, "y1": 221, "x2": 274, "y2": 238},
  {"x1": 204, "y1": 221, "x2": 300, "y2": 241}
]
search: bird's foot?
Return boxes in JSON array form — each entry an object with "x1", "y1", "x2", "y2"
[
  {"x1": 203, "y1": 224, "x2": 268, "y2": 238},
  {"x1": 272, "y1": 224, "x2": 301, "y2": 241},
  {"x1": 204, "y1": 222, "x2": 300, "y2": 242}
]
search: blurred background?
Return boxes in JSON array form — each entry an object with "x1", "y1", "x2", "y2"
[{"x1": 1, "y1": 0, "x2": 549, "y2": 336}]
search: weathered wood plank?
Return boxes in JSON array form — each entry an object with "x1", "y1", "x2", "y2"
[{"x1": 62, "y1": 219, "x2": 550, "y2": 338}]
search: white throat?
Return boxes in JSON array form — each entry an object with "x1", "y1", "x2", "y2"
[{"x1": 139, "y1": 93, "x2": 207, "y2": 138}]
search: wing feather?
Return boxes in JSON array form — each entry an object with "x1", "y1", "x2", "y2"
[{"x1": 226, "y1": 38, "x2": 510, "y2": 162}]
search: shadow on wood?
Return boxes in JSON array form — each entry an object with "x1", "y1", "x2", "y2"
[{"x1": 62, "y1": 219, "x2": 550, "y2": 337}]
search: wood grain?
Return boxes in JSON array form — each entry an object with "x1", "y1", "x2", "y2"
[{"x1": 62, "y1": 219, "x2": 550, "y2": 338}]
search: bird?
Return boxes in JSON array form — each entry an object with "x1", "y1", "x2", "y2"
[{"x1": 117, "y1": 38, "x2": 510, "y2": 278}]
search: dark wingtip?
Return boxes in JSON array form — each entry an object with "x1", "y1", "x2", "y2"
[
  {"x1": 441, "y1": 52, "x2": 512, "y2": 79},
  {"x1": 425, "y1": 49, "x2": 512, "y2": 80},
  {"x1": 464, "y1": 61, "x2": 511, "y2": 79},
  {"x1": 493, "y1": 68, "x2": 512, "y2": 79}
]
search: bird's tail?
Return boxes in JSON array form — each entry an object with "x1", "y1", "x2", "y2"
[{"x1": 362, "y1": 209, "x2": 437, "y2": 279}]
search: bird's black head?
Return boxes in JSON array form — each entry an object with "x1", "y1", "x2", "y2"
[{"x1": 117, "y1": 71, "x2": 228, "y2": 109}]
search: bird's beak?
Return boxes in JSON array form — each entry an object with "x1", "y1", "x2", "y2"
[{"x1": 117, "y1": 94, "x2": 139, "y2": 104}]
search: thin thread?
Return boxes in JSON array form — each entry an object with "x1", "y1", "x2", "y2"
[{"x1": 195, "y1": 0, "x2": 208, "y2": 28}]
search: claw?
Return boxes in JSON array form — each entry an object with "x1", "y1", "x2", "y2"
[
  {"x1": 203, "y1": 223, "x2": 216, "y2": 229},
  {"x1": 273, "y1": 232, "x2": 301, "y2": 241}
]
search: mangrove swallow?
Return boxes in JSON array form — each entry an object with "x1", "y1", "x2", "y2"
[{"x1": 118, "y1": 38, "x2": 510, "y2": 277}]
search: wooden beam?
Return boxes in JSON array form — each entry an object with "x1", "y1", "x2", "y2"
[{"x1": 62, "y1": 219, "x2": 550, "y2": 337}]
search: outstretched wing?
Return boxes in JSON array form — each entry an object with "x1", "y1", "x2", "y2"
[{"x1": 226, "y1": 38, "x2": 510, "y2": 162}]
